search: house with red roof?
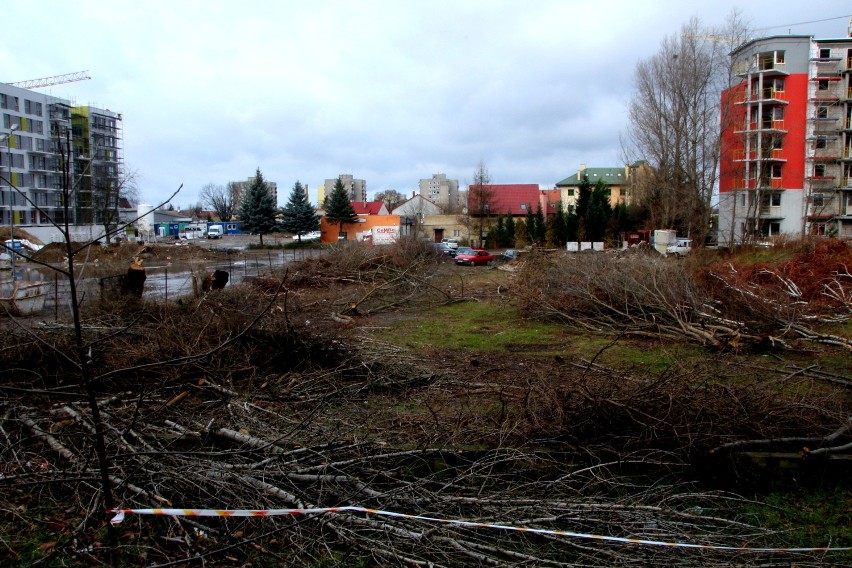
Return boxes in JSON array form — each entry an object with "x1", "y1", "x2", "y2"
[
  {"x1": 466, "y1": 184, "x2": 560, "y2": 247},
  {"x1": 468, "y1": 184, "x2": 559, "y2": 217},
  {"x1": 351, "y1": 201, "x2": 389, "y2": 216}
]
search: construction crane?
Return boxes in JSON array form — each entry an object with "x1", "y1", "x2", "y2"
[{"x1": 8, "y1": 70, "x2": 91, "y2": 89}]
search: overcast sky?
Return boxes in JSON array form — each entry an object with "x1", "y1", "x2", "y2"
[{"x1": 2, "y1": 1, "x2": 850, "y2": 208}]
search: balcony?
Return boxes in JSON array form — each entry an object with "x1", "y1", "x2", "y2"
[
  {"x1": 733, "y1": 149, "x2": 786, "y2": 162},
  {"x1": 759, "y1": 206, "x2": 784, "y2": 219},
  {"x1": 809, "y1": 155, "x2": 839, "y2": 162},
  {"x1": 805, "y1": 174, "x2": 836, "y2": 181},
  {"x1": 756, "y1": 60, "x2": 788, "y2": 75},
  {"x1": 735, "y1": 120, "x2": 787, "y2": 134},
  {"x1": 737, "y1": 178, "x2": 785, "y2": 190},
  {"x1": 811, "y1": 55, "x2": 842, "y2": 63},
  {"x1": 733, "y1": 88, "x2": 789, "y2": 105}
]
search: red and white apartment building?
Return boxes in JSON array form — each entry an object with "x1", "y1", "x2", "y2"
[{"x1": 719, "y1": 22, "x2": 852, "y2": 244}]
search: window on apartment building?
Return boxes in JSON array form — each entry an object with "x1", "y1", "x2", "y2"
[
  {"x1": 816, "y1": 138, "x2": 827, "y2": 149},
  {"x1": 818, "y1": 80, "x2": 829, "y2": 91},
  {"x1": 771, "y1": 136, "x2": 783, "y2": 149},
  {"x1": 820, "y1": 48, "x2": 831, "y2": 59},
  {"x1": 812, "y1": 194, "x2": 825, "y2": 207},
  {"x1": 761, "y1": 193, "x2": 780, "y2": 207},
  {"x1": 23, "y1": 100, "x2": 42, "y2": 116},
  {"x1": 771, "y1": 164, "x2": 782, "y2": 178},
  {"x1": 776, "y1": 51, "x2": 785, "y2": 63},
  {"x1": 567, "y1": 189, "x2": 575, "y2": 196},
  {"x1": 817, "y1": 106, "x2": 829, "y2": 119},
  {"x1": 814, "y1": 164, "x2": 826, "y2": 177}
]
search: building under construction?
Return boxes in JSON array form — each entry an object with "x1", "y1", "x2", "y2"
[
  {"x1": 0, "y1": 75, "x2": 123, "y2": 231},
  {"x1": 718, "y1": 21, "x2": 852, "y2": 245}
]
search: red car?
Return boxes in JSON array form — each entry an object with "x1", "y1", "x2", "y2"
[{"x1": 455, "y1": 249, "x2": 495, "y2": 266}]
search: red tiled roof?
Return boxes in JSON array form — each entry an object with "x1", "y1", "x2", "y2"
[
  {"x1": 468, "y1": 184, "x2": 558, "y2": 216},
  {"x1": 351, "y1": 201, "x2": 385, "y2": 215}
]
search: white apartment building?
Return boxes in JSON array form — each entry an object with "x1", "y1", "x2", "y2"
[
  {"x1": 419, "y1": 173, "x2": 459, "y2": 211},
  {"x1": 1, "y1": 82, "x2": 123, "y2": 229},
  {"x1": 325, "y1": 174, "x2": 367, "y2": 203}
]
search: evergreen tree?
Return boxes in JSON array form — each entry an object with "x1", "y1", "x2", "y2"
[
  {"x1": 545, "y1": 217, "x2": 556, "y2": 248},
  {"x1": 514, "y1": 218, "x2": 527, "y2": 247},
  {"x1": 494, "y1": 215, "x2": 506, "y2": 248},
  {"x1": 585, "y1": 179, "x2": 613, "y2": 243},
  {"x1": 585, "y1": 200, "x2": 607, "y2": 242},
  {"x1": 280, "y1": 180, "x2": 320, "y2": 241},
  {"x1": 524, "y1": 206, "x2": 536, "y2": 244},
  {"x1": 566, "y1": 211, "x2": 579, "y2": 242},
  {"x1": 575, "y1": 174, "x2": 592, "y2": 220},
  {"x1": 238, "y1": 168, "x2": 279, "y2": 246},
  {"x1": 505, "y1": 214, "x2": 516, "y2": 247},
  {"x1": 534, "y1": 203, "x2": 546, "y2": 244},
  {"x1": 552, "y1": 203, "x2": 568, "y2": 247},
  {"x1": 324, "y1": 177, "x2": 358, "y2": 239}
]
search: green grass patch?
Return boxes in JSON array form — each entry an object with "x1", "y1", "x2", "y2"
[
  {"x1": 738, "y1": 488, "x2": 852, "y2": 552},
  {"x1": 380, "y1": 300, "x2": 569, "y2": 353}
]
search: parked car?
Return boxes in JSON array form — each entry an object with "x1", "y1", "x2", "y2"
[
  {"x1": 301, "y1": 231, "x2": 321, "y2": 240},
  {"x1": 455, "y1": 249, "x2": 495, "y2": 266},
  {"x1": 501, "y1": 249, "x2": 519, "y2": 261},
  {"x1": 432, "y1": 242, "x2": 453, "y2": 255},
  {"x1": 453, "y1": 246, "x2": 472, "y2": 258},
  {"x1": 441, "y1": 238, "x2": 459, "y2": 250},
  {"x1": 666, "y1": 239, "x2": 692, "y2": 257}
]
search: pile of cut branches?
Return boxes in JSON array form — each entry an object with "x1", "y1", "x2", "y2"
[{"x1": 512, "y1": 242, "x2": 852, "y2": 350}]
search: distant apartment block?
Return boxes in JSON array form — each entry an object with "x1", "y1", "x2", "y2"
[
  {"x1": 325, "y1": 174, "x2": 367, "y2": 203},
  {"x1": 1, "y1": 82, "x2": 123, "y2": 227},
  {"x1": 231, "y1": 176, "x2": 279, "y2": 209},
  {"x1": 419, "y1": 173, "x2": 459, "y2": 210},
  {"x1": 719, "y1": 25, "x2": 852, "y2": 244}
]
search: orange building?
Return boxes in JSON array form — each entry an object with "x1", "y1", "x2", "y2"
[{"x1": 320, "y1": 215, "x2": 401, "y2": 244}]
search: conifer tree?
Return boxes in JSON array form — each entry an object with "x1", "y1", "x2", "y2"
[
  {"x1": 534, "y1": 203, "x2": 546, "y2": 244},
  {"x1": 524, "y1": 206, "x2": 536, "y2": 244},
  {"x1": 280, "y1": 180, "x2": 320, "y2": 241},
  {"x1": 238, "y1": 168, "x2": 279, "y2": 245},
  {"x1": 552, "y1": 203, "x2": 568, "y2": 247},
  {"x1": 514, "y1": 218, "x2": 527, "y2": 247},
  {"x1": 505, "y1": 214, "x2": 516, "y2": 247},
  {"x1": 324, "y1": 177, "x2": 358, "y2": 240}
]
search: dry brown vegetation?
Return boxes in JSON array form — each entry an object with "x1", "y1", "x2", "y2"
[
  {"x1": 0, "y1": 239, "x2": 850, "y2": 566},
  {"x1": 514, "y1": 240, "x2": 852, "y2": 350}
]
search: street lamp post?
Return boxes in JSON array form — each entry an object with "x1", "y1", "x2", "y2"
[{"x1": 2, "y1": 124, "x2": 20, "y2": 280}]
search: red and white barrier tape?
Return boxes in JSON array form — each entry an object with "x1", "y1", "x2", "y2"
[{"x1": 108, "y1": 506, "x2": 851, "y2": 552}]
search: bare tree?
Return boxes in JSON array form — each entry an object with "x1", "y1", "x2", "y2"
[
  {"x1": 624, "y1": 13, "x2": 750, "y2": 244},
  {"x1": 374, "y1": 189, "x2": 406, "y2": 212},
  {"x1": 468, "y1": 160, "x2": 493, "y2": 246},
  {"x1": 200, "y1": 182, "x2": 238, "y2": 221},
  {"x1": 92, "y1": 167, "x2": 139, "y2": 242}
]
